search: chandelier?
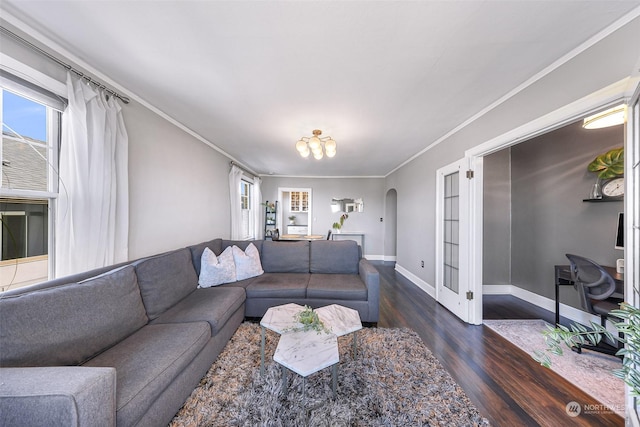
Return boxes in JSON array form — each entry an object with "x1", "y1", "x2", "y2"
[{"x1": 295, "y1": 129, "x2": 337, "y2": 160}]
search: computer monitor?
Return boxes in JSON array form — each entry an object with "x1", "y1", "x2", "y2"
[{"x1": 615, "y1": 212, "x2": 624, "y2": 250}]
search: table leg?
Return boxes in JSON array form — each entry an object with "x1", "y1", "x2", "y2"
[
  {"x1": 352, "y1": 331, "x2": 358, "y2": 359},
  {"x1": 260, "y1": 326, "x2": 266, "y2": 377},
  {"x1": 282, "y1": 366, "x2": 288, "y2": 397},
  {"x1": 332, "y1": 364, "x2": 338, "y2": 399}
]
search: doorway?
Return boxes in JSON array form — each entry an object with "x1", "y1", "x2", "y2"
[
  {"x1": 384, "y1": 189, "x2": 397, "y2": 262},
  {"x1": 278, "y1": 187, "x2": 312, "y2": 236}
]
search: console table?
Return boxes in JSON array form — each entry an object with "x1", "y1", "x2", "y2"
[
  {"x1": 331, "y1": 232, "x2": 365, "y2": 255},
  {"x1": 554, "y1": 264, "x2": 624, "y2": 326}
]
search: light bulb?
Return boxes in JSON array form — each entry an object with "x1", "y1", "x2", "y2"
[
  {"x1": 300, "y1": 148, "x2": 310, "y2": 158},
  {"x1": 313, "y1": 151, "x2": 323, "y2": 160},
  {"x1": 324, "y1": 138, "x2": 336, "y2": 151},
  {"x1": 308, "y1": 136, "x2": 321, "y2": 150},
  {"x1": 296, "y1": 140, "x2": 307, "y2": 153},
  {"x1": 326, "y1": 148, "x2": 336, "y2": 158}
]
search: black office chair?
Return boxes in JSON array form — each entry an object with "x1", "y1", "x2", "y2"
[
  {"x1": 566, "y1": 254, "x2": 623, "y2": 356},
  {"x1": 326, "y1": 230, "x2": 332, "y2": 240}
]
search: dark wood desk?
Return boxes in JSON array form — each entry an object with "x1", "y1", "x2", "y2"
[{"x1": 554, "y1": 264, "x2": 624, "y2": 326}]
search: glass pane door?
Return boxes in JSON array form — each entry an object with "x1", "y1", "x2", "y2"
[{"x1": 443, "y1": 171, "x2": 459, "y2": 293}]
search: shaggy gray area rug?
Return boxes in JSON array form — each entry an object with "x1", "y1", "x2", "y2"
[{"x1": 170, "y1": 322, "x2": 490, "y2": 426}]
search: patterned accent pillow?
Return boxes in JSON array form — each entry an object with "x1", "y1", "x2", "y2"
[
  {"x1": 198, "y1": 246, "x2": 236, "y2": 287},
  {"x1": 233, "y1": 243, "x2": 264, "y2": 281}
]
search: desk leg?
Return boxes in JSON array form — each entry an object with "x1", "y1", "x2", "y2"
[{"x1": 555, "y1": 282, "x2": 560, "y2": 326}]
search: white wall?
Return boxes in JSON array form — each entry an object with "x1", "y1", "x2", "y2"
[
  {"x1": 261, "y1": 177, "x2": 385, "y2": 258},
  {"x1": 386, "y1": 15, "x2": 640, "y2": 290}
]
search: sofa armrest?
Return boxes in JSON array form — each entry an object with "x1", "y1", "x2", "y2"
[
  {"x1": 359, "y1": 258, "x2": 380, "y2": 322},
  {"x1": 0, "y1": 367, "x2": 116, "y2": 427}
]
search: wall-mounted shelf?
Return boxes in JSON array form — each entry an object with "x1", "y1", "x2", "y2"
[{"x1": 582, "y1": 198, "x2": 623, "y2": 203}]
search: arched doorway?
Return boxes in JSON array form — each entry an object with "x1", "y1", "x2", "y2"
[{"x1": 384, "y1": 189, "x2": 397, "y2": 262}]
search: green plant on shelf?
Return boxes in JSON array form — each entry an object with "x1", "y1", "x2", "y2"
[{"x1": 587, "y1": 147, "x2": 624, "y2": 179}]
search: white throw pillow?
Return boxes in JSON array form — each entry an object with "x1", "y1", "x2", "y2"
[
  {"x1": 232, "y1": 243, "x2": 264, "y2": 281},
  {"x1": 198, "y1": 246, "x2": 236, "y2": 288}
]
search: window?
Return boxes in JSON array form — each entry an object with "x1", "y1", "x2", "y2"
[
  {"x1": 240, "y1": 179, "x2": 254, "y2": 240},
  {"x1": 1, "y1": 72, "x2": 62, "y2": 291}
]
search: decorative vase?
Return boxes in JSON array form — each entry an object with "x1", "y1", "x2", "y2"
[{"x1": 589, "y1": 178, "x2": 602, "y2": 200}]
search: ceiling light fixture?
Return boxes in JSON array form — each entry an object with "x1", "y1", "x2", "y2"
[
  {"x1": 295, "y1": 129, "x2": 337, "y2": 160},
  {"x1": 583, "y1": 104, "x2": 626, "y2": 129}
]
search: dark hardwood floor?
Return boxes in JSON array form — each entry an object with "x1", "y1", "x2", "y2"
[{"x1": 374, "y1": 261, "x2": 624, "y2": 427}]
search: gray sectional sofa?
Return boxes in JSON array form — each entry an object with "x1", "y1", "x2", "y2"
[{"x1": 0, "y1": 238, "x2": 379, "y2": 427}]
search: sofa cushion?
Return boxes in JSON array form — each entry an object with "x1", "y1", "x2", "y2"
[
  {"x1": 188, "y1": 238, "x2": 223, "y2": 275},
  {"x1": 245, "y1": 273, "x2": 309, "y2": 298},
  {"x1": 151, "y1": 287, "x2": 246, "y2": 335},
  {"x1": 232, "y1": 243, "x2": 264, "y2": 281},
  {"x1": 83, "y1": 322, "x2": 210, "y2": 427},
  {"x1": 0, "y1": 265, "x2": 147, "y2": 367},
  {"x1": 310, "y1": 240, "x2": 359, "y2": 274},
  {"x1": 133, "y1": 248, "x2": 198, "y2": 320},
  {"x1": 199, "y1": 246, "x2": 236, "y2": 287},
  {"x1": 261, "y1": 240, "x2": 310, "y2": 273},
  {"x1": 307, "y1": 274, "x2": 368, "y2": 300}
]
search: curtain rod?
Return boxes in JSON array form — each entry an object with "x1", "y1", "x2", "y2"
[
  {"x1": 1, "y1": 26, "x2": 130, "y2": 104},
  {"x1": 230, "y1": 161, "x2": 257, "y2": 178}
]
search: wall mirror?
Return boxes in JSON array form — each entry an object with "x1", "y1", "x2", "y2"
[{"x1": 331, "y1": 198, "x2": 363, "y2": 213}]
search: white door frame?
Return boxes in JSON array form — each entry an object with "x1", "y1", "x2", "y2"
[
  {"x1": 624, "y1": 80, "x2": 640, "y2": 427},
  {"x1": 464, "y1": 77, "x2": 640, "y2": 326},
  {"x1": 277, "y1": 187, "x2": 313, "y2": 235}
]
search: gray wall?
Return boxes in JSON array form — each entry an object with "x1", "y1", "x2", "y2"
[
  {"x1": 1, "y1": 23, "x2": 234, "y2": 261},
  {"x1": 385, "y1": 15, "x2": 638, "y2": 289},
  {"x1": 126, "y1": 102, "x2": 232, "y2": 259},
  {"x1": 261, "y1": 177, "x2": 385, "y2": 257},
  {"x1": 483, "y1": 149, "x2": 512, "y2": 286},
  {"x1": 510, "y1": 121, "x2": 624, "y2": 306}
]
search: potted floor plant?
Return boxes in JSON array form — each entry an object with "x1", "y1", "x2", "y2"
[{"x1": 533, "y1": 301, "x2": 640, "y2": 397}]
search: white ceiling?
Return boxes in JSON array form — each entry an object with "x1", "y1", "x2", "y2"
[{"x1": 3, "y1": 1, "x2": 639, "y2": 177}]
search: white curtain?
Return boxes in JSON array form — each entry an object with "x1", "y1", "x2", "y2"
[
  {"x1": 56, "y1": 72, "x2": 129, "y2": 276},
  {"x1": 229, "y1": 165, "x2": 243, "y2": 240},
  {"x1": 252, "y1": 176, "x2": 262, "y2": 239}
]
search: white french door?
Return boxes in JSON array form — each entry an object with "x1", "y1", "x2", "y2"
[{"x1": 436, "y1": 158, "x2": 471, "y2": 322}]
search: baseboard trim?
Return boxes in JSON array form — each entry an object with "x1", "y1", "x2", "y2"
[
  {"x1": 364, "y1": 254, "x2": 386, "y2": 261},
  {"x1": 395, "y1": 264, "x2": 435, "y2": 298},
  {"x1": 483, "y1": 284, "x2": 601, "y2": 326}
]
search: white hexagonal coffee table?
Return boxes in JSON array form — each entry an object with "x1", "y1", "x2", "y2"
[
  {"x1": 260, "y1": 303, "x2": 305, "y2": 376},
  {"x1": 315, "y1": 304, "x2": 363, "y2": 358},
  {"x1": 273, "y1": 329, "x2": 339, "y2": 399}
]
